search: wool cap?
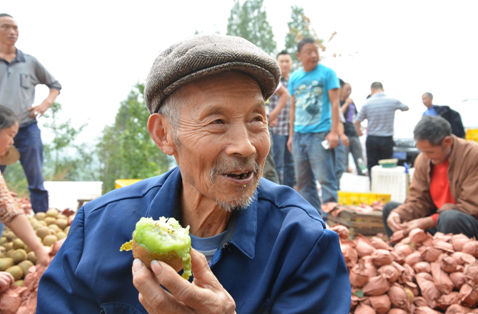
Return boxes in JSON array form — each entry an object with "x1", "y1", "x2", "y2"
[{"x1": 145, "y1": 33, "x2": 281, "y2": 113}]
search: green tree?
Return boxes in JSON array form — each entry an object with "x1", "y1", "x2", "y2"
[
  {"x1": 4, "y1": 102, "x2": 96, "y2": 196},
  {"x1": 227, "y1": 0, "x2": 276, "y2": 55},
  {"x1": 42, "y1": 102, "x2": 96, "y2": 181},
  {"x1": 284, "y1": 6, "x2": 315, "y2": 66},
  {"x1": 97, "y1": 83, "x2": 172, "y2": 193}
]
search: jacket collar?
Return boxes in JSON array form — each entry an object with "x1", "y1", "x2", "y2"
[{"x1": 145, "y1": 167, "x2": 257, "y2": 259}]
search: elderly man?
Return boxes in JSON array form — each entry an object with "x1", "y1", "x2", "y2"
[
  {"x1": 383, "y1": 116, "x2": 478, "y2": 239},
  {"x1": 37, "y1": 34, "x2": 350, "y2": 314}
]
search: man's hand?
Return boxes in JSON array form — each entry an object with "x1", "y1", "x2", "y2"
[
  {"x1": 28, "y1": 100, "x2": 52, "y2": 119},
  {"x1": 386, "y1": 212, "x2": 403, "y2": 232},
  {"x1": 325, "y1": 131, "x2": 339, "y2": 149},
  {"x1": 340, "y1": 134, "x2": 349, "y2": 147},
  {"x1": 132, "y1": 249, "x2": 236, "y2": 314},
  {"x1": 287, "y1": 135, "x2": 293, "y2": 154},
  {"x1": 0, "y1": 271, "x2": 14, "y2": 293},
  {"x1": 402, "y1": 217, "x2": 435, "y2": 236}
]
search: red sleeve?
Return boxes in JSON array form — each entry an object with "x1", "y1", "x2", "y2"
[{"x1": 431, "y1": 213, "x2": 439, "y2": 226}]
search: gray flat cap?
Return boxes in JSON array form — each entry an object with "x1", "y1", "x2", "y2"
[{"x1": 145, "y1": 33, "x2": 281, "y2": 113}]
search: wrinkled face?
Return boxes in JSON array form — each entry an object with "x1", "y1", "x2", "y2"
[
  {"x1": 422, "y1": 94, "x2": 432, "y2": 108},
  {"x1": 277, "y1": 54, "x2": 292, "y2": 76},
  {"x1": 0, "y1": 122, "x2": 18, "y2": 156},
  {"x1": 0, "y1": 16, "x2": 18, "y2": 46},
  {"x1": 297, "y1": 42, "x2": 319, "y2": 71},
  {"x1": 416, "y1": 137, "x2": 452, "y2": 165},
  {"x1": 172, "y1": 72, "x2": 270, "y2": 211}
]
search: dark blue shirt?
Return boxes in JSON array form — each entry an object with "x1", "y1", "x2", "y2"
[{"x1": 37, "y1": 167, "x2": 351, "y2": 313}]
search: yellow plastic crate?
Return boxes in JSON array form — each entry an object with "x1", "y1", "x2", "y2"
[
  {"x1": 115, "y1": 179, "x2": 142, "y2": 189},
  {"x1": 338, "y1": 191, "x2": 391, "y2": 205},
  {"x1": 466, "y1": 129, "x2": 478, "y2": 143}
]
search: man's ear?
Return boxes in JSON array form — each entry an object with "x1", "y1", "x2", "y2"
[
  {"x1": 443, "y1": 136, "x2": 453, "y2": 148},
  {"x1": 148, "y1": 113, "x2": 176, "y2": 156}
]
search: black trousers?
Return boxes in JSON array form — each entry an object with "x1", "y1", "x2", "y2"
[
  {"x1": 366, "y1": 135, "x2": 394, "y2": 179},
  {"x1": 382, "y1": 201, "x2": 478, "y2": 239}
]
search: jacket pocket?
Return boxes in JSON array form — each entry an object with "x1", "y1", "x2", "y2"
[{"x1": 20, "y1": 73, "x2": 30, "y2": 89}]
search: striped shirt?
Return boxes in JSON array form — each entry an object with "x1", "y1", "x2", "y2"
[
  {"x1": 356, "y1": 93, "x2": 408, "y2": 136},
  {"x1": 269, "y1": 77, "x2": 290, "y2": 136}
]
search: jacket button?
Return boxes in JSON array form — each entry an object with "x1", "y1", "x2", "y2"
[{"x1": 222, "y1": 242, "x2": 229, "y2": 249}]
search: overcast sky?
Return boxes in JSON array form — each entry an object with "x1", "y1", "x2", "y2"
[{"x1": 3, "y1": 0, "x2": 478, "y2": 143}]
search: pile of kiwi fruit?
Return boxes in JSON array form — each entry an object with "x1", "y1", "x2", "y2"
[{"x1": 0, "y1": 208, "x2": 74, "y2": 287}]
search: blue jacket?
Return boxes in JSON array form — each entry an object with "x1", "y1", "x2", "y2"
[{"x1": 37, "y1": 168, "x2": 351, "y2": 313}]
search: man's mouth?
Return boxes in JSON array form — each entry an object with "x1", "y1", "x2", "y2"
[{"x1": 225, "y1": 171, "x2": 253, "y2": 180}]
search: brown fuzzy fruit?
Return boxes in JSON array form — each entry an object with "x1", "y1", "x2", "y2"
[
  {"x1": 0, "y1": 257, "x2": 14, "y2": 271},
  {"x1": 56, "y1": 219, "x2": 68, "y2": 230},
  {"x1": 43, "y1": 235, "x2": 58, "y2": 246},
  {"x1": 132, "y1": 239, "x2": 184, "y2": 273},
  {"x1": 6, "y1": 265, "x2": 23, "y2": 280},
  {"x1": 46, "y1": 209, "x2": 59, "y2": 218},
  {"x1": 36, "y1": 227, "x2": 51, "y2": 239},
  {"x1": 18, "y1": 260, "x2": 34, "y2": 277},
  {"x1": 3, "y1": 242, "x2": 13, "y2": 252},
  {"x1": 44, "y1": 217, "x2": 57, "y2": 225},
  {"x1": 12, "y1": 249, "x2": 27, "y2": 264},
  {"x1": 56, "y1": 232, "x2": 66, "y2": 240},
  {"x1": 13, "y1": 280, "x2": 24, "y2": 287},
  {"x1": 35, "y1": 212, "x2": 46, "y2": 221},
  {"x1": 12, "y1": 238, "x2": 25, "y2": 250},
  {"x1": 27, "y1": 251, "x2": 36, "y2": 264}
]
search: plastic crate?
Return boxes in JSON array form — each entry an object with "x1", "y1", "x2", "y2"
[
  {"x1": 115, "y1": 179, "x2": 142, "y2": 189},
  {"x1": 371, "y1": 165, "x2": 410, "y2": 202},
  {"x1": 338, "y1": 191, "x2": 391, "y2": 205},
  {"x1": 466, "y1": 129, "x2": 478, "y2": 143}
]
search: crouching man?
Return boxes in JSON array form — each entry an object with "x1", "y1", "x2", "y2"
[
  {"x1": 383, "y1": 116, "x2": 478, "y2": 239},
  {"x1": 36, "y1": 34, "x2": 350, "y2": 314}
]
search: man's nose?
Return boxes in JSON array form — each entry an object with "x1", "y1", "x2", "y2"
[{"x1": 224, "y1": 124, "x2": 256, "y2": 158}]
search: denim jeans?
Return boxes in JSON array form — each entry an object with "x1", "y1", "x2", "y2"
[
  {"x1": 0, "y1": 123, "x2": 48, "y2": 213},
  {"x1": 0, "y1": 223, "x2": 3, "y2": 237},
  {"x1": 292, "y1": 132, "x2": 338, "y2": 218},
  {"x1": 334, "y1": 139, "x2": 346, "y2": 190},
  {"x1": 271, "y1": 132, "x2": 295, "y2": 188}
]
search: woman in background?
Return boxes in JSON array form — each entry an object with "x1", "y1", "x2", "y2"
[{"x1": 0, "y1": 105, "x2": 49, "y2": 292}]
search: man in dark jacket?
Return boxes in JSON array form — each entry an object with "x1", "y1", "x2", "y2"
[{"x1": 422, "y1": 92, "x2": 465, "y2": 138}]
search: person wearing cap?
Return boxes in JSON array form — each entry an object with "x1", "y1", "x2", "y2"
[
  {"x1": 0, "y1": 13, "x2": 62, "y2": 213},
  {"x1": 37, "y1": 34, "x2": 350, "y2": 314}
]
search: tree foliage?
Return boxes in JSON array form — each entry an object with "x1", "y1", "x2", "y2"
[
  {"x1": 227, "y1": 0, "x2": 276, "y2": 55},
  {"x1": 284, "y1": 6, "x2": 315, "y2": 65},
  {"x1": 96, "y1": 83, "x2": 172, "y2": 193},
  {"x1": 4, "y1": 102, "x2": 96, "y2": 196}
]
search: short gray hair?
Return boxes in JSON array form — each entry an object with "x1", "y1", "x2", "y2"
[
  {"x1": 414, "y1": 116, "x2": 452, "y2": 145},
  {"x1": 157, "y1": 87, "x2": 188, "y2": 147},
  {"x1": 371, "y1": 82, "x2": 383, "y2": 90},
  {"x1": 423, "y1": 92, "x2": 433, "y2": 99}
]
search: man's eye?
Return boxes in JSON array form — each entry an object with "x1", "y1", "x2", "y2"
[
  {"x1": 212, "y1": 119, "x2": 224, "y2": 124},
  {"x1": 253, "y1": 116, "x2": 264, "y2": 122}
]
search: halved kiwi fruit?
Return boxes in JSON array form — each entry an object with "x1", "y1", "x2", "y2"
[{"x1": 121, "y1": 217, "x2": 192, "y2": 280}]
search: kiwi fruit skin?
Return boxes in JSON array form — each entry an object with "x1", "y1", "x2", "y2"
[{"x1": 132, "y1": 239, "x2": 184, "y2": 272}]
